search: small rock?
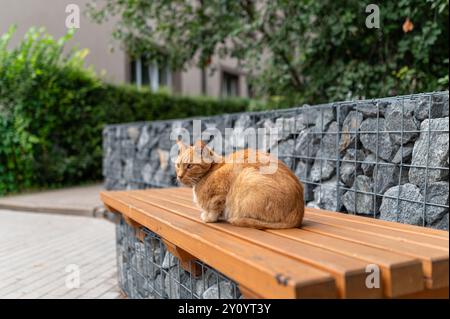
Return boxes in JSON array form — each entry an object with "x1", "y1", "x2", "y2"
[
  {"x1": 424, "y1": 182, "x2": 449, "y2": 225},
  {"x1": 342, "y1": 175, "x2": 375, "y2": 215},
  {"x1": 310, "y1": 122, "x2": 339, "y2": 182},
  {"x1": 339, "y1": 111, "x2": 364, "y2": 151},
  {"x1": 295, "y1": 162, "x2": 314, "y2": 202},
  {"x1": 379, "y1": 183, "x2": 424, "y2": 225},
  {"x1": 361, "y1": 153, "x2": 376, "y2": 177},
  {"x1": 202, "y1": 281, "x2": 235, "y2": 299},
  {"x1": 127, "y1": 126, "x2": 140, "y2": 143},
  {"x1": 162, "y1": 251, "x2": 178, "y2": 269},
  {"x1": 313, "y1": 177, "x2": 343, "y2": 211},
  {"x1": 360, "y1": 118, "x2": 393, "y2": 161},
  {"x1": 164, "y1": 267, "x2": 191, "y2": 298},
  {"x1": 314, "y1": 108, "x2": 335, "y2": 129},
  {"x1": 276, "y1": 139, "x2": 295, "y2": 157},
  {"x1": 294, "y1": 127, "x2": 321, "y2": 162},
  {"x1": 391, "y1": 145, "x2": 414, "y2": 164},
  {"x1": 306, "y1": 201, "x2": 321, "y2": 209},
  {"x1": 373, "y1": 162, "x2": 408, "y2": 194},
  {"x1": 355, "y1": 100, "x2": 388, "y2": 117},
  {"x1": 409, "y1": 117, "x2": 449, "y2": 188},
  {"x1": 385, "y1": 102, "x2": 419, "y2": 145},
  {"x1": 414, "y1": 94, "x2": 448, "y2": 120},
  {"x1": 275, "y1": 116, "x2": 307, "y2": 139},
  {"x1": 429, "y1": 213, "x2": 449, "y2": 231},
  {"x1": 234, "y1": 114, "x2": 253, "y2": 129},
  {"x1": 339, "y1": 149, "x2": 365, "y2": 187}
]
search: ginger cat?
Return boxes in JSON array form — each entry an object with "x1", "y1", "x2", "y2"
[{"x1": 175, "y1": 140, "x2": 304, "y2": 229}]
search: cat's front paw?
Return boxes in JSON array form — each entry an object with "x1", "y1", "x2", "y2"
[{"x1": 200, "y1": 211, "x2": 219, "y2": 223}]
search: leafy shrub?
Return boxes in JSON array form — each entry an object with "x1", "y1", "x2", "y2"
[{"x1": 0, "y1": 27, "x2": 250, "y2": 195}]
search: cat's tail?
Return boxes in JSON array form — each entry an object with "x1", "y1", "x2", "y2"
[{"x1": 228, "y1": 215, "x2": 302, "y2": 230}]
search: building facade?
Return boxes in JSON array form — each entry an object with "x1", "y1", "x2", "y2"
[{"x1": 0, "y1": 0, "x2": 249, "y2": 98}]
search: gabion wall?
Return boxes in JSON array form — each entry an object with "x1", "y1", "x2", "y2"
[
  {"x1": 116, "y1": 217, "x2": 241, "y2": 299},
  {"x1": 103, "y1": 91, "x2": 449, "y2": 230}
]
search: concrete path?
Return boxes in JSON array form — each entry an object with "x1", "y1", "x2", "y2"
[
  {"x1": 0, "y1": 184, "x2": 104, "y2": 217},
  {"x1": 0, "y1": 209, "x2": 124, "y2": 299}
]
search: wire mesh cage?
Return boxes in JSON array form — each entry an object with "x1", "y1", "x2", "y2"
[
  {"x1": 116, "y1": 217, "x2": 242, "y2": 299},
  {"x1": 104, "y1": 91, "x2": 449, "y2": 229}
]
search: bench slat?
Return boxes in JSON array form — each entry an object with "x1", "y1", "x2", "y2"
[
  {"x1": 299, "y1": 220, "x2": 448, "y2": 289},
  {"x1": 129, "y1": 191, "x2": 383, "y2": 298},
  {"x1": 101, "y1": 191, "x2": 337, "y2": 299},
  {"x1": 305, "y1": 213, "x2": 448, "y2": 251},
  {"x1": 134, "y1": 189, "x2": 425, "y2": 297}
]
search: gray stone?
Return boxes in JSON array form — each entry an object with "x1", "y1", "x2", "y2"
[
  {"x1": 127, "y1": 126, "x2": 140, "y2": 143},
  {"x1": 121, "y1": 139, "x2": 136, "y2": 158},
  {"x1": 306, "y1": 201, "x2": 321, "y2": 209},
  {"x1": 275, "y1": 116, "x2": 307, "y2": 139},
  {"x1": 355, "y1": 100, "x2": 388, "y2": 117},
  {"x1": 164, "y1": 267, "x2": 191, "y2": 298},
  {"x1": 339, "y1": 149, "x2": 365, "y2": 187},
  {"x1": 373, "y1": 162, "x2": 408, "y2": 194},
  {"x1": 409, "y1": 117, "x2": 449, "y2": 188},
  {"x1": 153, "y1": 274, "x2": 166, "y2": 297},
  {"x1": 391, "y1": 145, "x2": 414, "y2": 164},
  {"x1": 294, "y1": 126, "x2": 321, "y2": 162},
  {"x1": 295, "y1": 162, "x2": 314, "y2": 202},
  {"x1": 142, "y1": 163, "x2": 155, "y2": 184},
  {"x1": 360, "y1": 118, "x2": 394, "y2": 161},
  {"x1": 313, "y1": 177, "x2": 343, "y2": 211},
  {"x1": 429, "y1": 213, "x2": 449, "y2": 231},
  {"x1": 385, "y1": 102, "x2": 419, "y2": 145},
  {"x1": 314, "y1": 108, "x2": 335, "y2": 129},
  {"x1": 123, "y1": 159, "x2": 135, "y2": 181},
  {"x1": 342, "y1": 175, "x2": 374, "y2": 215},
  {"x1": 137, "y1": 127, "x2": 151, "y2": 150},
  {"x1": 202, "y1": 281, "x2": 235, "y2": 299},
  {"x1": 361, "y1": 153, "x2": 376, "y2": 177},
  {"x1": 234, "y1": 114, "x2": 253, "y2": 129},
  {"x1": 379, "y1": 183, "x2": 424, "y2": 225},
  {"x1": 414, "y1": 94, "x2": 448, "y2": 120},
  {"x1": 339, "y1": 111, "x2": 364, "y2": 151},
  {"x1": 310, "y1": 122, "x2": 339, "y2": 182},
  {"x1": 162, "y1": 251, "x2": 178, "y2": 269},
  {"x1": 276, "y1": 139, "x2": 295, "y2": 157},
  {"x1": 424, "y1": 182, "x2": 449, "y2": 225}
]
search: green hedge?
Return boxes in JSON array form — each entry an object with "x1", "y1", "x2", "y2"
[{"x1": 0, "y1": 27, "x2": 250, "y2": 195}]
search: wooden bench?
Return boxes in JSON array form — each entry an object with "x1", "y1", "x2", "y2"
[{"x1": 101, "y1": 187, "x2": 449, "y2": 299}]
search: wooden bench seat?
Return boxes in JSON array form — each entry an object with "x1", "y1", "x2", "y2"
[{"x1": 100, "y1": 187, "x2": 449, "y2": 299}]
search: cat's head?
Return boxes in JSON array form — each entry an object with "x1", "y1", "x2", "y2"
[{"x1": 175, "y1": 140, "x2": 216, "y2": 186}]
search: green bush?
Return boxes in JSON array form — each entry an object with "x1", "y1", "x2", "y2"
[{"x1": 0, "y1": 27, "x2": 250, "y2": 195}]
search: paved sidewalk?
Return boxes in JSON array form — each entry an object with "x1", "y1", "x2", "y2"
[
  {"x1": 0, "y1": 184, "x2": 104, "y2": 217},
  {"x1": 0, "y1": 209, "x2": 124, "y2": 299}
]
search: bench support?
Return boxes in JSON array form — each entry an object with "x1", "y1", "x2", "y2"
[{"x1": 162, "y1": 239, "x2": 202, "y2": 277}]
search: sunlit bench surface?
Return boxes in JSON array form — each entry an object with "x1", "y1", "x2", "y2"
[{"x1": 101, "y1": 187, "x2": 449, "y2": 299}]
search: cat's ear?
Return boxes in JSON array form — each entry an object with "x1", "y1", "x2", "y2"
[
  {"x1": 193, "y1": 140, "x2": 215, "y2": 163},
  {"x1": 176, "y1": 139, "x2": 188, "y2": 154}
]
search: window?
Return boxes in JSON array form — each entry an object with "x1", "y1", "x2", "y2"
[
  {"x1": 221, "y1": 71, "x2": 240, "y2": 97},
  {"x1": 130, "y1": 56, "x2": 171, "y2": 92}
]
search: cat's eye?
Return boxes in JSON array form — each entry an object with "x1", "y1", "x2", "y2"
[{"x1": 186, "y1": 164, "x2": 192, "y2": 169}]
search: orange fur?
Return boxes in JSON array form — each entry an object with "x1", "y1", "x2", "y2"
[{"x1": 175, "y1": 140, "x2": 304, "y2": 229}]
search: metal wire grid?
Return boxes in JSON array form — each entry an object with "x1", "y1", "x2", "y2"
[
  {"x1": 116, "y1": 217, "x2": 242, "y2": 299},
  {"x1": 282, "y1": 93, "x2": 448, "y2": 224},
  {"x1": 106, "y1": 91, "x2": 449, "y2": 227}
]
